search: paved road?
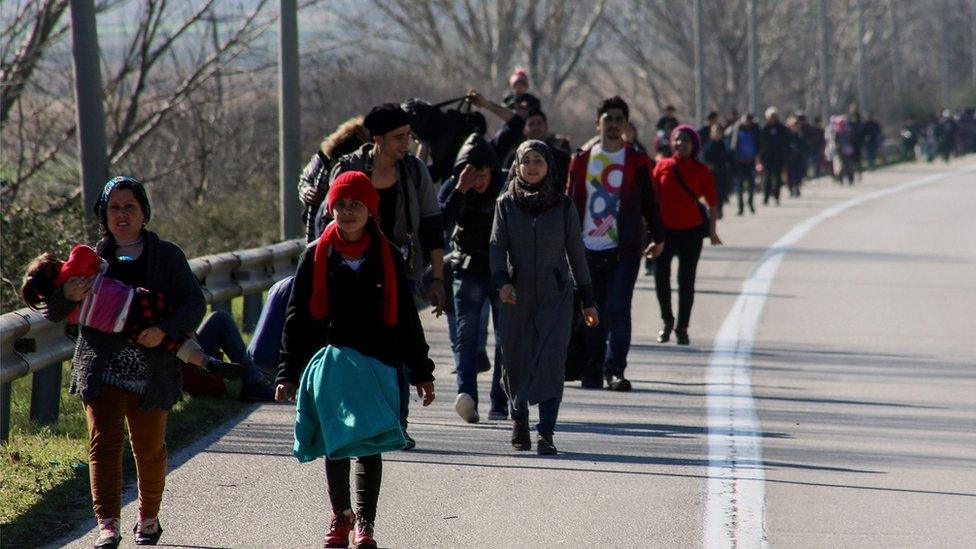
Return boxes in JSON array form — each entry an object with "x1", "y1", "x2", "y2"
[{"x1": 55, "y1": 158, "x2": 976, "y2": 548}]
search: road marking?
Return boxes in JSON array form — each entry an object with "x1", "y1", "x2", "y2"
[{"x1": 703, "y1": 165, "x2": 975, "y2": 549}]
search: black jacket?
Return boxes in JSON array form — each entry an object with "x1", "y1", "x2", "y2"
[
  {"x1": 44, "y1": 230, "x2": 205, "y2": 410},
  {"x1": 276, "y1": 234, "x2": 436, "y2": 386},
  {"x1": 438, "y1": 134, "x2": 503, "y2": 273},
  {"x1": 760, "y1": 122, "x2": 791, "y2": 167}
]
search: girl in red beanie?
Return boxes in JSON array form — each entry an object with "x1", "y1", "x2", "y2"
[{"x1": 275, "y1": 171, "x2": 436, "y2": 549}]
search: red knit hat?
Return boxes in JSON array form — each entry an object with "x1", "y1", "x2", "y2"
[{"x1": 326, "y1": 171, "x2": 379, "y2": 216}]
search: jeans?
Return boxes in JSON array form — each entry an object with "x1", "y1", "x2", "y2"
[
  {"x1": 324, "y1": 454, "x2": 382, "y2": 524},
  {"x1": 510, "y1": 396, "x2": 561, "y2": 439},
  {"x1": 654, "y1": 228, "x2": 704, "y2": 329},
  {"x1": 583, "y1": 250, "x2": 641, "y2": 378},
  {"x1": 452, "y1": 269, "x2": 506, "y2": 410},
  {"x1": 733, "y1": 162, "x2": 756, "y2": 213},
  {"x1": 196, "y1": 311, "x2": 265, "y2": 383}
]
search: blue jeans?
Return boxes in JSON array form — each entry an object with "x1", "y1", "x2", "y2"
[
  {"x1": 452, "y1": 269, "x2": 506, "y2": 410},
  {"x1": 511, "y1": 396, "x2": 561, "y2": 439},
  {"x1": 584, "y1": 251, "x2": 641, "y2": 378},
  {"x1": 195, "y1": 311, "x2": 265, "y2": 384}
]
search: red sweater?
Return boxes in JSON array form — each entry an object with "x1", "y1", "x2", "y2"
[{"x1": 652, "y1": 155, "x2": 717, "y2": 230}]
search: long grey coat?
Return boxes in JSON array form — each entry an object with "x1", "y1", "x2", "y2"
[{"x1": 489, "y1": 194, "x2": 592, "y2": 405}]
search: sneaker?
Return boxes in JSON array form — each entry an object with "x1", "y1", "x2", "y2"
[
  {"x1": 605, "y1": 374, "x2": 632, "y2": 392},
  {"x1": 402, "y1": 431, "x2": 416, "y2": 450},
  {"x1": 204, "y1": 358, "x2": 246, "y2": 380},
  {"x1": 352, "y1": 518, "x2": 377, "y2": 549},
  {"x1": 454, "y1": 393, "x2": 479, "y2": 423},
  {"x1": 323, "y1": 510, "x2": 355, "y2": 548},
  {"x1": 239, "y1": 380, "x2": 275, "y2": 401},
  {"x1": 132, "y1": 517, "x2": 163, "y2": 546},
  {"x1": 511, "y1": 420, "x2": 531, "y2": 451},
  {"x1": 537, "y1": 435, "x2": 558, "y2": 456},
  {"x1": 93, "y1": 518, "x2": 121, "y2": 549}
]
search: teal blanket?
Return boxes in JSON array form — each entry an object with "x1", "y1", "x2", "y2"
[{"x1": 293, "y1": 345, "x2": 406, "y2": 461}]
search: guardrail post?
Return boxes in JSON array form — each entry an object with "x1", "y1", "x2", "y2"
[
  {"x1": 243, "y1": 294, "x2": 262, "y2": 333},
  {"x1": 1, "y1": 382, "x2": 11, "y2": 443},
  {"x1": 29, "y1": 364, "x2": 62, "y2": 425}
]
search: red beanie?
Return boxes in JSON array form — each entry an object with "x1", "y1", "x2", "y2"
[{"x1": 326, "y1": 171, "x2": 379, "y2": 216}]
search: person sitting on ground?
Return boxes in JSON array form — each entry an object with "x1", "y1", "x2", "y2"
[
  {"x1": 245, "y1": 274, "x2": 294, "y2": 377},
  {"x1": 21, "y1": 245, "x2": 241, "y2": 381},
  {"x1": 184, "y1": 310, "x2": 276, "y2": 401}
]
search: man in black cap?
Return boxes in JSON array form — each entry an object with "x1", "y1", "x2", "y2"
[{"x1": 316, "y1": 103, "x2": 446, "y2": 449}]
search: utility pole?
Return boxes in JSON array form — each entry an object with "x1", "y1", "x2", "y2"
[
  {"x1": 278, "y1": 0, "x2": 302, "y2": 240},
  {"x1": 856, "y1": 0, "x2": 867, "y2": 113},
  {"x1": 889, "y1": 0, "x2": 903, "y2": 114},
  {"x1": 694, "y1": 0, "x2": 704, "y2": 125},
  {"x1": 819, "y1": 0, "x2": 830, "y2": 123},
  {"x1": 69, "y1": 0, "x2": 108, "y2": 241},
  {"x1": 940, "y1": 0, "x2": 949, "y2": 107},
  {"x1": 748, "y1": 0, "x2": 759, "y2": 115}
]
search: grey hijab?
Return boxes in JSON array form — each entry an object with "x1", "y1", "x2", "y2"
[{"x1": 506, "y1": 140, "x2": 562, "y2": 216}]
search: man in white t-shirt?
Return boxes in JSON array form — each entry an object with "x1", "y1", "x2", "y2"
[{"x1": 567, "y1": 96, "x2": 665, "y2": 391}]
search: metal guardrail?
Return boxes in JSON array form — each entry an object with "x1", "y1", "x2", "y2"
[{"x1": 0, "y1": 238, "x2": 305, "y2": 443}]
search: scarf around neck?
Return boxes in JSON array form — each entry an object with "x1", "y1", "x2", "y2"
[
  {"x1": 507, "y1": 139, "x2": 562, "y2": 216},
  {"x1": 310, "y1": 220, "x2": 397, "y2": 326}
]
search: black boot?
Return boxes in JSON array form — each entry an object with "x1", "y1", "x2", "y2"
[
  {"x1": 675, "y1": 327, "x2": 690, "y2": 345},
  {"x1": 512, "y1": 421, "x2": 531, "y2": 451},
  {"x1": 580, "y1": 360, "x2": 604, "y2": 389},
  {"x1": 536, "y1": 435, "x2": 558, "y2": 456}
]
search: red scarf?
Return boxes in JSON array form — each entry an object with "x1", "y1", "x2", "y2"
[{"x1": 310, "y1": 220, "x2": 398, "y2": 326}]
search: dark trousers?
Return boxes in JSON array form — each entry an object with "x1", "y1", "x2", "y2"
[
  {"x1": 583, "y1": 249, "x2": 641, "y2": 378},
  {"x1": 733, "y1": 162, "x2": 756, "y2": 213},
  {"x1": 762, "y1": 162, "x2": 784, "y2": 204},
  {"x1": 452, "y1": 269, "x2": 506, "y2": 409},
  {"x1": 510, "y1": 396, "x2": 561, "y2": 439},
  {"x1": 324, "y1": 454, "x2": 382, "y2": 524},
  {"x1": 654, "y1": 228, "x2": 704, "y2": 329}
]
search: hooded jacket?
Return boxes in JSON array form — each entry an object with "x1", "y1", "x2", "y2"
[{"x1": 438, "y1": 134, "x2": 504, "y2": 273}]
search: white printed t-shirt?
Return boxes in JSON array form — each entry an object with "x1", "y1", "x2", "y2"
[{"x1": 582, "y1": 144, "x2": 626, "y2": 251}]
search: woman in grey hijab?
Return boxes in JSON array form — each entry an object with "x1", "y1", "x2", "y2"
[{"x1": 490, "y1": 140, "x2": 599, "y2": 455}]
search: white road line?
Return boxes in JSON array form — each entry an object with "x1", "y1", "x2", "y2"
[{"x1": 703, "y1": 165, "x2": 975, "y2": 549}]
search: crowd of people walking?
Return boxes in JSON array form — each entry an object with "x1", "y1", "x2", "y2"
[{"x1": 23, "y1": 63, "x2": 975, "y2": 548}]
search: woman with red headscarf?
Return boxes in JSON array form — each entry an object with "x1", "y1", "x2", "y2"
[
  {"x1": 276, "y1": 171, "x2": 436, "y2": 548},
  {"x1": 651, "y1": 125, "x2": 723, "y2": 345}
]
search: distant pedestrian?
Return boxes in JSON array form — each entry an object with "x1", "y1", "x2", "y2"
[
  {"x1": 702, "y1": 124, "x2": 732, "y2": 218},
  {"x1": 785, "y1": 115, "x2": 807, "y2": 198},
  {"x1": 276, "y1": 171, "x2": 436, "y2": 549},
  {"x1": 656, "y1": 105, "x2": 680, "y2": 136},
  {"x1": 727, "y1": 113, "x2": 759, "y2": 215},
  {"x1": 862, "y1": 114, "x2": 883, "y2": 169},
  {"x1": 760, "y1": 107, "x2": 790, "y2": 205},
  {"x1": 491, "y1": 140, "x2": 598, "y2": 455},
  {"x1": 652, "y1": 126, "x2": 722, "y2": 345},
  {"x1": 826, "y1": 115, "x2": 856, "y2": 184}
]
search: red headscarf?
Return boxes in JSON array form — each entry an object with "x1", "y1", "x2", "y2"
[{"x1": 310, "y1": 171, "x2": 397, "y2": 325}]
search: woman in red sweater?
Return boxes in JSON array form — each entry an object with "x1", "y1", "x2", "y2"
[{"x1": 651, "y1": 125, "x2": 723, "y2": 345}]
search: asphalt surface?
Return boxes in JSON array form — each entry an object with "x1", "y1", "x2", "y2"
[{"x1": 54, "y1": 157, "x2": 976, "y2": 549}]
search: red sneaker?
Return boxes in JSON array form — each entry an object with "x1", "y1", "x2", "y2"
[
  {"x1": 352, "y1": 518, "x2": 377, "y2": 549},
  {"x1": 323, "y1": 510, "x2": 355, "y2": 548}
]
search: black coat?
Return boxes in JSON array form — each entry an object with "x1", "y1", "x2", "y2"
[{"x1": 276, "y1": 235, "x2": 436, "y2": 387}]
